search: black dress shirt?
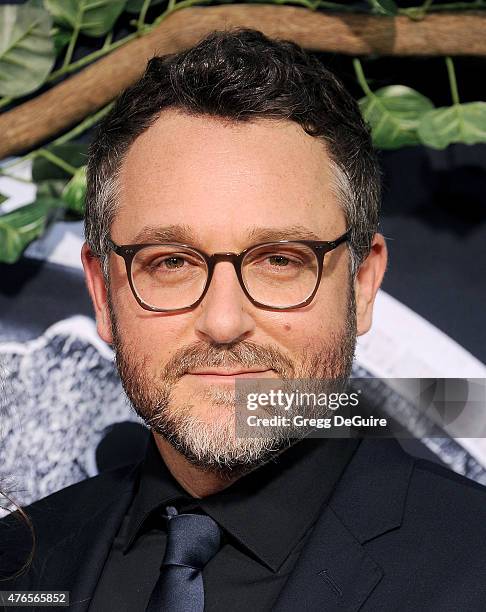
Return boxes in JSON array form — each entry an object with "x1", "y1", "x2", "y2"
[{"x1": 89, "y1": 434, "x2": 361, "y2": 612}]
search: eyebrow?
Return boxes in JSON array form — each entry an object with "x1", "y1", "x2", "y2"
[
  {"x1": 130, "y1": 224, "x2": 324, "y2": 246},
  {"x1": 247, "y1": 225, "x2": 323, "y2": 243},
  {"x1": 132, "y1": 224, "x2": 197, "y2": 244}
]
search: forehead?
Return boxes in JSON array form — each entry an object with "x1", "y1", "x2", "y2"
[{"x1": 113, "y1": 109, "x2": 345, "y2": 247}]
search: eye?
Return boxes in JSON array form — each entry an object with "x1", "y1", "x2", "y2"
[
  {"x1": 247, "y1": 250, "x2": 307, "y2": 268},
  {"x1": 148, "y1": 254, "x2": 202, "y2": 272},
  {"x1": 268, "y1": 254, "x2": 300, "y2": 267},
  {"x1": 158, "y1": 256, "x2": 185, "y2": 269}
]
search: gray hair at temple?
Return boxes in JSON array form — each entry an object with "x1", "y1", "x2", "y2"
[{"x1": 84, "y1": 28, "x2": 381, "y2": 283}]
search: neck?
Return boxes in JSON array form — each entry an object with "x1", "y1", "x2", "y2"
[{"x1": 153, "y1": 433, "x2": 241, "y2": 498}]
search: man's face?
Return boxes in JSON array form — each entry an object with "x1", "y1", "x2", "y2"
[{"x1": 84, "y1": 109, "x2": 375, "y2": 477}]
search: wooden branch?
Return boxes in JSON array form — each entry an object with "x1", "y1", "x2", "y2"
[{"x1": 1, "y1": 5, "x2": 485, "y2": 159}]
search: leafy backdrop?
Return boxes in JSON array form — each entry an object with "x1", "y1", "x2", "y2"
[{"x1": 0, "y1": 0, "x2": 485, "y2": 263}]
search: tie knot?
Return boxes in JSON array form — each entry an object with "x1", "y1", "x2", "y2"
[{"x1": 162, "y1": 507, "x2": 222, "y2": 571}]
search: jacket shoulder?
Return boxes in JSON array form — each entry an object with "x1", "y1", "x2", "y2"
[
  {"x1": 0, "y1": 462, "x2": 139, "y2": 580},
  {"x1": 23, "y1": 462, "x2": 139, "y2": 521},
  {"x1": 330, "y1": 438, "x2": 486, "y2": 544},
  {"x1": 407, "y1": 456, "x2": 486, "y2": 518}
]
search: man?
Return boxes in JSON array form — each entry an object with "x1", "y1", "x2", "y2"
[{"x1": 1, "y1": 28, "x2": 486, "y2": 612}]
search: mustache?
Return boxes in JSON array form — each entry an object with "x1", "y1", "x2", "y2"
[{"x1": 160, "y1": 340, "x2": 296, "y2": 382}]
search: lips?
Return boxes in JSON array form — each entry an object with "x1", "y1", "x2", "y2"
[{"x1": 188, "y1": 369, "x2": 272, "y2": 376}]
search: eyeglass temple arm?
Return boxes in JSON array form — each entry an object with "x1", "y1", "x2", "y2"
[
  {"x1": 105, "y1": 237, "x2": 121, "y2": 254},
  {"x1": 328, "y1": 230, "x2": 351, "y2": 250}
]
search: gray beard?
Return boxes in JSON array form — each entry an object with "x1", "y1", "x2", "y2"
[{"x1": 108, "y1": 287, "x2": 357, "y2": 480}]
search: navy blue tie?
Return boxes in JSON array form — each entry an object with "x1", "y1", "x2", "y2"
[{"x1": 146, "y1": 505, "x2": 222, "y2": 612}]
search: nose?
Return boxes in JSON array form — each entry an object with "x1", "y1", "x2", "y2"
[{"x1": 193, "y1": 260, "x2": 255, "y2": 344}]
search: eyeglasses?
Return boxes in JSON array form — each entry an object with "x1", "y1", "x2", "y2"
[{"x1": 106, "y1": 231, "x2": 350, "y2": 313}]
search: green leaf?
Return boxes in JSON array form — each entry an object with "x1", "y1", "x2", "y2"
[
  {"x1": 417, "y1": 102, "x2": 486, "y2": 149},
  {"x1": 0, "y1": 4, "x2": 55, "y2": 97},
  {"x1": 125, "y1": 0, "x2": 164, "y2": 13},
  {"x1": 52, "y1": 26, "x2": 72, "y2": 56},
  {"x1": 0, "y1": 197, "x2": 64, "y2": 264},
  {"x1": 36, "y1": 179, "x2": 68, "y2": 199},
  {"x1": 62, "y1": 165, "x2": 86, "y2": 214},
  {"x1": 0, "y1": 192, "x2": 7, "y2": 206},
  {"x1": 44, "y1": 0, "x2": 127, "y2": 37},
  {"x1": 32, "y1": 143, "x2": 87, "y2": 181},
  {"x1": 359, "y1": 85, "x2": 434, "y2": 149},
  {"x1": 367, "y1": 0, "x2": 398, "y2": 15}
]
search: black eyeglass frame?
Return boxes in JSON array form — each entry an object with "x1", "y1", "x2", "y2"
[{"x1": 105, "y1": 231, "x2": 350, "y2": 313}]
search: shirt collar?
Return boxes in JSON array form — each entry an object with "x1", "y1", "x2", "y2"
[
  {"x1": 123, "y1": 435, "x2": 191, "y2": 554},
  {"x1": 124, "y1": 433, "x2": 360, "y2": 572}
]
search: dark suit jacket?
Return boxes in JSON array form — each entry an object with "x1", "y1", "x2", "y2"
[{"x1": 2, "y1": 438, "x2": 486, "y2": 612}]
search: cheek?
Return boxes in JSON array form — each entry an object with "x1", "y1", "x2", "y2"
[
  {"x1": 272, "y1": 287, "x2": 351, "y2": 350},
  {"x1": 112, "y1": 298, "x2": 186, "y2": 368}
]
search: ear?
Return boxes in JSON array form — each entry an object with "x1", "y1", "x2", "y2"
[
  {"x1": 81, "y1": 242, "x2": 113, "y2": 345},
  {"x1": 354, "y1": 233, "x2": 387, "y2": 336}
]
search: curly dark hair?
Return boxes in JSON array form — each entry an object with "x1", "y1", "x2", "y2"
[
  {"x1": 85, "y1": 28, "x2": 380, "y2": 279},
  {"x1": 0, "y1": 489, "x2": 35, "y2": 581},
  {"x1": 0, "y1": 368, "x2": 35, "y2": 580}
]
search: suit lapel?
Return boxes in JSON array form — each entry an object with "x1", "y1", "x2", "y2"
[
  {"x1": 273, "y1": 439, "x2": 414, "y2": 612},
  {"x1": 35, "y1": 466, "x2": 138, "y2": 612},
  {"x1": 272, "y1": 505, "x2": 383, "y2": 612}
]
